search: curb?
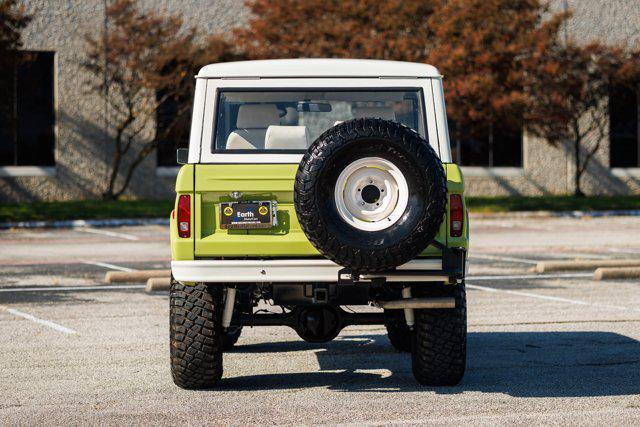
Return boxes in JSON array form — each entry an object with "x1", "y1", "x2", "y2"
[
  {"x1": 471, "y1": 209, "x2": 640, "y2": 219},
  {"x1": 594, "y1": 267, "x2": 640, "y2": 280},
  {"x1": 0, "y1": 217, "x2": 169, "y2": 230}
]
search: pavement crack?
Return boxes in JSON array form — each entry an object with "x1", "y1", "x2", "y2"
[{"x1": 471, "y1": 319, "x2": 640, "y2": 326}]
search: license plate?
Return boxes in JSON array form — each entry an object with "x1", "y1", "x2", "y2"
[{"x1": 220, "y1": 201, "x2": 276, "y2": 229}]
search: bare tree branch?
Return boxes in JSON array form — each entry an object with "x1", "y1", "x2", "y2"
[{"x1": 82, "y1": 0, "x2": 237, "y2": 200}]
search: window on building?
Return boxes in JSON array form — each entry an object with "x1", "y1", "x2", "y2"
[
  {"x1": 0, "y1": 51, "x2": 56, "y2": 167},
  {"x1": 610, "y1": 84, "x2": 639, "y2": 168},
  {"x1": 448, "y1": 119, "x2": 522, "y2": 167},
  {"x1": 156, "y1": 91, "x2": 191, "y2": 167}
]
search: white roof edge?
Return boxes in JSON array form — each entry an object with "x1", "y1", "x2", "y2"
[{"x1": 197, "y1": 59, "x2": 441, "y2": 79}]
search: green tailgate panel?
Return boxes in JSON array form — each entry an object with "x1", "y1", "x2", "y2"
[{"x1": 194, "y1": 164, "x2": 446, "y2": 258}]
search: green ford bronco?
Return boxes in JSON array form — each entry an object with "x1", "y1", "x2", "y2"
[{"x1": 169, "y1": 59, "x2": 469, "y2": 389}]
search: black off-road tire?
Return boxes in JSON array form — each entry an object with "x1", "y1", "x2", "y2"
[
  {"x1": 295, "y1": 118, "x2": 447, "y2": 272},
  {"x1": 170, "y1": 280, "x2": 224, "y2": 389},
  {"x1": 412, "y1": 283, "x2": 467, "y2": 386},
  {"x1": 384, "y1": 309, "x2": 412, "y2": 352},
  {"x1": 222, "y1": 326, "x2": 242, "y2": 350}
]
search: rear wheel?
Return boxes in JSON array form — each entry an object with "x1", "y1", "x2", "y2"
[
  {"x1": 411, "y1": 283, "x2": 467, "y2": 386},
  {"x1": 170, "y1": 280, "x2": 224, "y2": 389},
  {"x1": 384, "y1": 309, "x2": 412, "y2": 352}
]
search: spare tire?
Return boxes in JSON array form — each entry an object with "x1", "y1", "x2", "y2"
[{"x1": 294, "y1": 118, "x2": 447, "y2": 273}]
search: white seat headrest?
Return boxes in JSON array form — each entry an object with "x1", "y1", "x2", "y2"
[
  {"x1": 354, "y1": 107, "x2": 396, "y2": 121},
  {"x1": 265, "y1": 126, "x2": 310, "y2": 150},
  {"x1": 226, "y1": 130, "x2": 266, "y2": 150},
  {"x1": 236, "y1": 104, "x2": 280, "y2": 128}
]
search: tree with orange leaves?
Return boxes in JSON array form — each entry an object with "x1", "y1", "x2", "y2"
[
  {"x1": 236, "y1": 0, "x2": 569, "y2": 166},
  {"x1": 235, "y1": 0, "x2": 439, "y2": 61},
  {"x1": 426, "y1": 0, "x2": 568, "y2": 158}
]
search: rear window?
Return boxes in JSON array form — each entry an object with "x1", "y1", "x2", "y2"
[{"x1": 213, "y1": 90, "x2": 425, "y2": 152}]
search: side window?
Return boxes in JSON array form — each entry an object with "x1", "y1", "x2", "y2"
[{"x1": 0, "y1": 51, "x2": 56, "y2": 166}]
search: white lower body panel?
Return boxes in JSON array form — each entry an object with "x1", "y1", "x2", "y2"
[{"x1": 171, "y1": 258, "x2": 447, "y2": 283}]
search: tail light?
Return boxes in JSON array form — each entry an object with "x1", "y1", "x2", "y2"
[
  {"x1": 449, "y1": 194, "x2": 464, "y2": 237},
  {"x1": 177, "y1": 195, "x2": 191, "y2": 238}
]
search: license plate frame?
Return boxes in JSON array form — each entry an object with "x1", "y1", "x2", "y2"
[{"x1": 220, "y1": 201, "x2": 277, "y2": 230}]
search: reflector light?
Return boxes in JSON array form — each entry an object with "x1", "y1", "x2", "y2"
[
  {"x1": 177, "y1": 195, "x2": 191, "y2": 238},
  {"x1": 449, "y1": 194, "x2": 463, "y2": 237}
]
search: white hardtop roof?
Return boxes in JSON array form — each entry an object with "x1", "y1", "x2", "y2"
[{"x1": 197, "y1": 59, "x2": 440, "y2": 79}]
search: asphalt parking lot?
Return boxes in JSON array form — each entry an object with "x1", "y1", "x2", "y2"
[{"x1": 1, "y1": 216, "x2": 639, "y2": 425}]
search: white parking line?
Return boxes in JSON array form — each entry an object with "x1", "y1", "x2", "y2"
[
  {"x1": 471, "y1": 254, "x2": 539, "y2": 264},
  {"x1": 0, "y1": 284, "x2": 146, "y2": 293},
  {"x1": 466, "y1": 283, "x2": 637, "y2": 312},
  {"x1": 468, "y1": 273, "x2": 592, "y2": 280},
  {"x1": 1, "y1": 306, "x2": 77, "y2": 334},
  {"x1": 76, "y1": 228, "x2": 139, "y2": 241},
  {"x1": 81, "y1": 261, "x2": 136, "y2": 272},
  {"x1": 541, "y1": 252, "x2": 610, "y2": 259}
]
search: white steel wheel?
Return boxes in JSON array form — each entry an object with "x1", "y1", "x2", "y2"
[{"x1": 333, "y1": 157, "x2": 409, "y2": 232}]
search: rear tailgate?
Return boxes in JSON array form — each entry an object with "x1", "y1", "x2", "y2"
[
  {"x1": 194, "y1": 163, "x2": 446, "y2": 258},
  {"x1": 194, "y1": 164, "x2": 317, "y2": 257}
]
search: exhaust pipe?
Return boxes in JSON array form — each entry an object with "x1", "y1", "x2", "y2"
[
  {"x1": 377, "y1": 297, "x2": 455, "y2": 310},
  {"x1": 401, "y1": 287, "x2": 414, "y2": 328},
  {"x1": 222, "y1": 286, "x2": 236, "y2": 329}
]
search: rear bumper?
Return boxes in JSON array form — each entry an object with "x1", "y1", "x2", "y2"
[{"x1": 172, "y1": 250, "x2": 465, "y2": 283}]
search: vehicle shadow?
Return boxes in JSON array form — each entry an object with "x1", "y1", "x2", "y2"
[{"x1": 222, "y1": 330, "x2": 640, "y2": 397}]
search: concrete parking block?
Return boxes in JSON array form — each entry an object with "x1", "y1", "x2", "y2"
[
  {"x1": 105, "y1": 269, "x2": 170, "y2": 283},
  {"x1": 594, "y1": 267, "x2": 640, "y2": 280},
  {"x1": 145, "y1": 277, "x2": 171, "y2": 292}
]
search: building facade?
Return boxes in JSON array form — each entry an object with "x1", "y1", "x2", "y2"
[{"x1": 1, "y1": 0, "x2": 639, "y2": 202}]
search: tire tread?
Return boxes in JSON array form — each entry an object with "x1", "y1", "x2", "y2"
[
  {"x1": 412, "y1": 283, "x2": 467, "y2": 386},
  {"x1": 170, "y1": 280, "x2": 223, "y2": 389}
]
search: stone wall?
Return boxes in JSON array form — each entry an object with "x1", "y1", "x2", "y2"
[{"x1": 1, "y1": 0, "x2": 639, "y2": 201}]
